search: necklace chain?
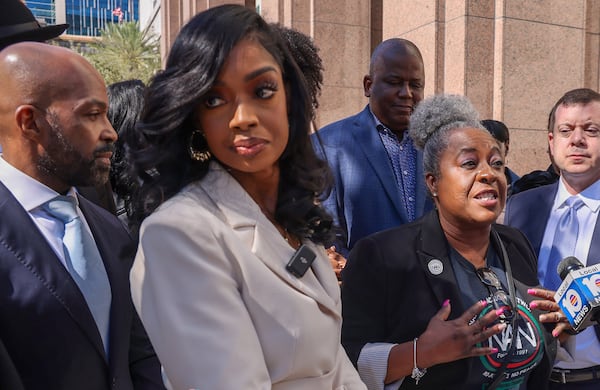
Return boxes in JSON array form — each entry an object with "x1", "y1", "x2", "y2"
[{"x1": 260, "y1": 207, "x2": 300, "y2": 249}]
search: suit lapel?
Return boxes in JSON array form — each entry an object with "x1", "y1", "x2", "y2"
[
  {"x1": 416, "y1": 211, "x2": 465, "y2": 317},
  {"x1": 349, "y1": 107, "x2": 407, "y2": 220},
  {"x1": 200, "y1": 164, "x2": 339, "y2": 316},
  {"x1": 0, "y1": 183, "x2": 106, "y2": 360},
  {"x1": 516, "y1": 183, "x2": 557, "y2": 255},
  {"x1": 588, "y1": 213, "x2": 600, "y2": 266}
]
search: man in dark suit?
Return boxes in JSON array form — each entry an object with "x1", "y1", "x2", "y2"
[
  {"x1": 0, "y1": 42, "x2": 164, "y2": 389},
  {"x1": 314, "y1": 38, "x2": 433, "y2": 254},
  {"x1": 0, "y1": 0, "x2": 117, "y2": 215},
  {"x1": 505, "y1": 88, "x2": 600, "y2": 389}
]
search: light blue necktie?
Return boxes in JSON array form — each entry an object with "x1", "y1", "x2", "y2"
[
  {"x1": 44, "y1": 195, "x2": 112, "y2": 355},
  {"x1": 546, "y1": 196, "x2": 585, "y2": 290}
]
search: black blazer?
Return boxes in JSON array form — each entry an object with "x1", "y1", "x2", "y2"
[
  {"x1": 0, "y1": 337, "x2": 24, "y2": 390},
  {"x1": 341, "y1": 210, "x2": 556, "y2": 389},
  {"x1": 0, "y1": 182, "x2": 164, "y2": 390}
]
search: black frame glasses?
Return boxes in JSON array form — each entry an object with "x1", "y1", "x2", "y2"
[{"x1": 476, "y1": 267, "x2": 515, "y2": 322}]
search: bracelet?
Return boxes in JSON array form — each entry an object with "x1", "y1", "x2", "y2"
[{"x1": 411, "y1": 337, "x2": 427, "y2": 385}]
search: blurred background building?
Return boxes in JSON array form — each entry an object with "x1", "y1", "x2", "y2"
[
  {"x1": 25, "y1": 0, "x2": 600, "y2": 176},
  {"x1": 26, "y1": 0, "x2": 139, "y2": 37}
]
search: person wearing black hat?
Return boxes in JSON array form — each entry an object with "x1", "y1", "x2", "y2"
[{"x1": 0, "y1": 0, "x2": 68, "y2": 50}]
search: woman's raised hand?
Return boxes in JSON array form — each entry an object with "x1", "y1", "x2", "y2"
[{"x1": 416, "y1": 299, "x2": 505, "y2": 368}]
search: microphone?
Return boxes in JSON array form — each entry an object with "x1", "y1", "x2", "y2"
[{"x1": 554, "y1": 256, "x2": 600, "y2": 332}]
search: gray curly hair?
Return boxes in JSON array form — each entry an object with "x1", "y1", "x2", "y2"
[{"x1": 408, "y1": 94, "x2": 487, "y2": 178}]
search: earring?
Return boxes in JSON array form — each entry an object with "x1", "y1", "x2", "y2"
[
  {"x1": 188, "y1": 129, "x2": 211, "y2": 162},
  {"x1": 432, "y1": 192, "x2": 438, "y2": 197}
]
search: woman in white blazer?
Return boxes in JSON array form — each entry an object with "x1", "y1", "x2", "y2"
[{"x1": 128, "y1": 5, "x2": 366, "y2": 390}]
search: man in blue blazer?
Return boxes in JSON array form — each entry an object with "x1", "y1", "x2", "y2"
[
  {"x1": 314, "y1": 39, "x2": 433, "y2": 254},
  {"x1": 505, "y1": 88, "x2": 600, "y2": 389},
  {"x1": 0, "y1": 43, "x2": 164, "y2": 389}
]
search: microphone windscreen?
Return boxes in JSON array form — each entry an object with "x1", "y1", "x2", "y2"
[{"x1": 557, "y1": 256, "x2": 584, "y2": 281}]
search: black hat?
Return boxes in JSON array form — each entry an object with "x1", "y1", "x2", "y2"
[{"x1": 0, "y1": 0, "x2": 69, "y2": 49}]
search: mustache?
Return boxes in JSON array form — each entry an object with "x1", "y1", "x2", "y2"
[{"x1": 94, "y1": 144, "x2": 115, "y2": 155}]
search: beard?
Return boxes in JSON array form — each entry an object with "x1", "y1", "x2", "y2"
[{"x1": 37, "y1": 116, "x2": 113, "y2": 188}]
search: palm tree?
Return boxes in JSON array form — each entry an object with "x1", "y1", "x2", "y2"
[{"x1": 84, "y1": 21, "x2": 160, "y2": 85}]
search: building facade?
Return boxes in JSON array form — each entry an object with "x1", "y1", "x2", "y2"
[
  {"x1": 27, "y1": 0, "x2": 139, "y2": 37},
  {"x1": 159, "y1": 0, "x2": 599, "y2": 176}
]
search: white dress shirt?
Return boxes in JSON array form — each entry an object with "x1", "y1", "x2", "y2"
[
  {"x1": 0, "y1": 157, "x2": 97, "y2": 267},
  {"x1": 539, "y1": 178, "x2": 600, "y2": 369}
]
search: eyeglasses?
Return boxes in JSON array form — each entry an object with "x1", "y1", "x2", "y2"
[{"x1": 476, "y1": 267, "x2": 515, "y2": 322}]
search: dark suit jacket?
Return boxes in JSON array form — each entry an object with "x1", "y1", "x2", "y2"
[
  {"x1": 505, "y1": 181, "x2": 600, "y2": 341},
  {"x1": 0, "y1": 337, "x2": 24, "y2": 390},
  {"x1": 341, "y1": 211, "x2": 556, "y2": 389},
  {"x1": 0, "y1": 182, "x2": 164, "y2": 390},
  {"x1": 313, "y1": 105, "x2": 433, "y2": 253}
]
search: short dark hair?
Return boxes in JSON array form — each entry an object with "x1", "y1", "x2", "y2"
[
  {"x1": 132, "y1": 4, "x2": 334, "y2": 244},
  {"x1": 481, "y1": 119, "x2": 509, "y2": 143},
  {"x1": 547, "y1": 88, "x2": 600, "y2": 133}
]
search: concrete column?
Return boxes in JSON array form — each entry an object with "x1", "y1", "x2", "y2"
[
  {"x1": 55, "y1": 0, "x2": 66, "y2": 24},
  {"x1": 384, "y1": 0, "x2": 444, "y2": 98},
  {"x1": 493, "y1": 0, "x2": 589, "y2": 174},
  {"x1": 312, "y1": 0, "x2": 371, "y2": 128},
  {"x1": 160, "y1": 0, "x2": 247, "y2": 59}
]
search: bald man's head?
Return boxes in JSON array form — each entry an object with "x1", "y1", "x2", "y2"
[
  {"x1": 364, "y1": 38, "x2": 425, "y2": 136},
  {"x1": 0, "y1": 42, "x2": 117, "y2": 194},
  {"x1": 369, "y1": 38, "x2": 423, "y2": 76},
  {"x1": 0, "y1": 42, "x2": 105, "y2": 110}
]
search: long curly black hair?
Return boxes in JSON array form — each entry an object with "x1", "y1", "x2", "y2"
[
  {"x1": 107, "y1": 79, "x2": 145, "y2": 223},
  {"x1": 270, "y1": 24, "x2": 323, "y2": 116},
  {"x1": 130, "y1": 4, "x2": 334, "y2": 244}
]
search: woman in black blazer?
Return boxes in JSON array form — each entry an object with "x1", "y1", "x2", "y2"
[{"x1": 341, "y1": 94, "x2": 563, "y2": 390}]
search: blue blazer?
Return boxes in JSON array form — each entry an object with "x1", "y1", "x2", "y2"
[
  {"x1": 0, "y1": 182, "x2": 164, "y2": 390},
  {"x1": 505, "y1": 182, "x2": 600, "y2": 267},
  {"x1": 313, "y1": 105, "x2": 433, "y2": 253},
  {"x1": 505, "y1": 181, "x2": 600, "y2": 340}
]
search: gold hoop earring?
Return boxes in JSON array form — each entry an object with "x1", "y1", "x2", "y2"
[{"x1": 188, "y1": 130, "x2": 211, "y2": 162}]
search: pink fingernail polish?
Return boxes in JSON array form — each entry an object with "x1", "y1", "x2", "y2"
[
  {"x1": 481, "y1": 300, "x2": 488, "y2": 307},
  {"x1": 552, "y1": 330, "x2": 559, "y2": 338},
  {"x1": 496, "y1": 308, "x2": 505, "y2": 316},
  {"x1": 490, "y1": 348, "x2": 498, "y2": 353},
  {"x1": 443, "y1": 299, "x2": 450, "y2": 307},
  {"x1": 530, "y1": 302, "x2": 538, "y2": 309},
  {"x1": 527, "y1": 288, "x2": 535, "y2": 294}
]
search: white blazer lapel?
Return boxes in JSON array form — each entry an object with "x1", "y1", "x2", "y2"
[{"x1": 201, "y1": 163, "x2": 340, "y2": 316}]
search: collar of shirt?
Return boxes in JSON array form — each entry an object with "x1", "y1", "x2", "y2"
[
  {"x1": 369, "y1": 107, "x2": 415, "y2": 147},
  {"x1": 553, "y1": 177, "x2": 600, "y2": 213},
  {"x1": 0, "y1": 156, "x2": 78, "y2": 212}
]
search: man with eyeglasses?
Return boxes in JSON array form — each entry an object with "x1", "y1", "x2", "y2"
[{"x1": 506, "y1": 88, "x2": 600, "y2": 389}]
